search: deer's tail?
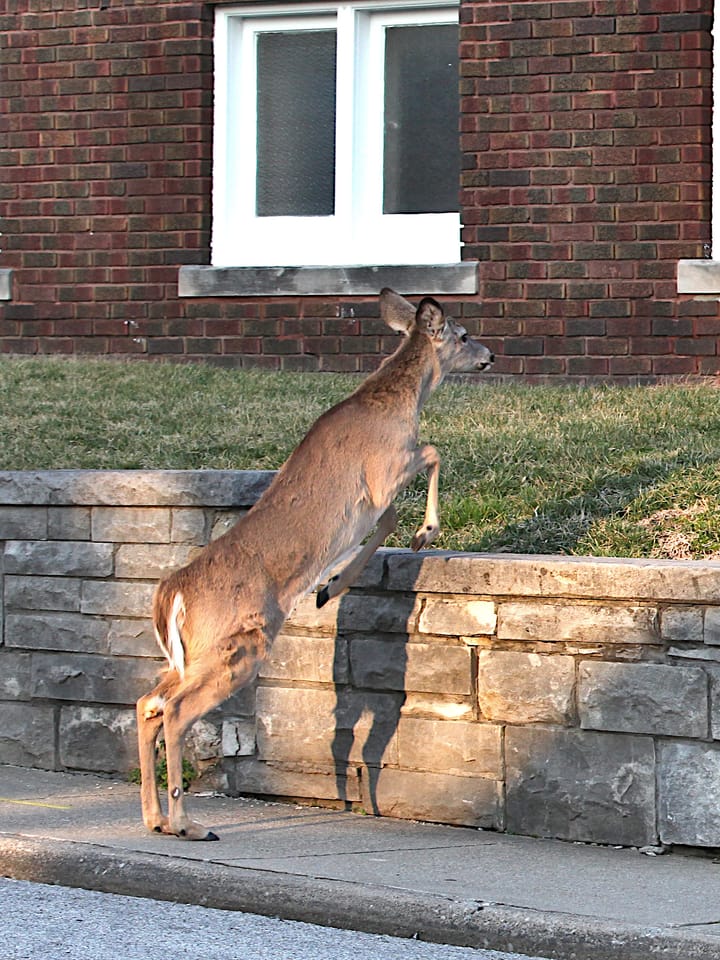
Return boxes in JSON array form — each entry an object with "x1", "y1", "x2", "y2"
[{"x1": 152, "y1": 582, "x2": 186, "y2": 678}]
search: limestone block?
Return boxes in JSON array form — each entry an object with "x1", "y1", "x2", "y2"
[
  {"x1": 170, "y1": 508, "x2": 209, "y2": 544},
  {"x1": 386, "y1": 552, "x2": 720, "y2": 603},
  {"x1": 4, "y1": 540, "x2": 114, "y2": 578},
  {"x1": 5, "y1": 612, "x2": 109, "y2": 654},
  {"x1": 91, "y1": 506, "x2": 172, "y2": 544},
  {"x1": 284, "y1": 593, "x2": 341, "y2": 634},
  {"x1": 477, "y1": 651, "x2": 575, "y2": 724},
  {"x1": 658, "y1": 742, "x2": 720, "y2": 846},
  {"x1": 704, "y1": 607, "x2": 720, "y2": 646},
  {"x1": 222, "y1": 719, "x2": 257, "y2": 757},
  {"x1": 227, "y1": 757, "x2": 361, "y2": 802},
  {"x1": 497, "y1": 601, "x2": 659, "y2": 645},
  {"x1": 32, "y1": 651, "x2": 159, "y2": 705},
  {"x1": 107, "y1": 618, "x2": 158, "y2": 658},
  {"x1": 81, "y1": 580, "x2": 155, "y2": 618},
  {"x1": 5, "y1": 575, "x2": 81, "y2": 612},
  {"x1": 0, "y1": 702, "x2": 56, "y2": 767},
  {"x1": 333, "y1": 593, "x2": 422, "y2": 635},
  {"x1": 397, "y1": 717, "x2": 502, "y2": 779},
  {"x1": 506, "y1": 726, "x2": 656, "y2": 846},
  {"x1": 400, "y1": 694, "x2": 474, "y2": 722},
  {"x1": 185, "y1": 718, "x2": 222, "y2": 765},
  {"x1": 0, "y1": 469, "x2": 274, "y2": 508},
  {"x1": 660, "y1": 605, "x2": 704, "y2": 644},
  {"x1": 0, "y1": 507, "x2": 47, "y2": 540},
  {"x1": 418, "y1": 598, "x2": 496, "y2": 637},
  {"x1": 114, "y1": 543, "x2": 197, "y2": 580},
  {"x1": 366, "y1": 768, "x2": 502, "y2": 828},
  {"x1": 579, "y1": 661, "x2": 708, "y2": 737},
  {"x1": 350, "y1": 638, "x2": 472, "y2": 695},
  {"x1": 59, "y1": 705, "x2": 138, "y2": 773},
  {"x1": 0, "y1": 650, "x2": 32, "y2": 698},
  {"x1": 210, "y1": 511, "x2": 243, "y2": 541},
  {"x1": 256, "y1": 686, "x2": 403, "y2": 767},
  {"x1": 48, "y1": 507, "x2": 91, "y2": 541},
  {"x1": 260, "y1": 633, "x2": 345, "y2": 684}
]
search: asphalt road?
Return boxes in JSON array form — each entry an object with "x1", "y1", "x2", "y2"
[{"x1": 1, "y1": 878, "x2": 551, "y2": 960}]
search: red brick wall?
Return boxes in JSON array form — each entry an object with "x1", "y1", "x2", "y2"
[
  {"x1": 1, "y1": 0, "x2": 717, "y2": 379},
  {"x1": 460, "y1": 0, "x2": 717, "y2": 379}
]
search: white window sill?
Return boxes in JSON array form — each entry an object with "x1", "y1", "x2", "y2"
[
  {"x1": 677, "y1": 259, "x2": 720, "y2": 297},
  {"x1": 178, "y1": 263, "x2": 477, "y2": 298},
  {"x1": 0, "y1": 269, "x2": 12, "y2": 300}
]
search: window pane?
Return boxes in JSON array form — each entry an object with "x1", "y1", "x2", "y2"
[
  {"x1": 383, "y1": 24, "x2": 459, "y2": 215},
  {"x1": 256, "y1": 30, "x2": 336, "y2": 217}
]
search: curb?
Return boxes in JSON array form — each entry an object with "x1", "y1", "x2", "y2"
[{"x1": 2, "y1": 835, "x2": 719, "y2": 960}]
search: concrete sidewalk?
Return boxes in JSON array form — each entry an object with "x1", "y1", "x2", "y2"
[{"x1": 2, "y1": 766, "x2": 720, "y2": 960}]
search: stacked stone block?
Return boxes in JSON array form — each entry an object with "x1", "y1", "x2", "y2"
[{"x1": 3, "y1": 471, "x2": 720, "y2": 850}]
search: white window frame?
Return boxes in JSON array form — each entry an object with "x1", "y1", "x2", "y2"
[{"x1": 212, "y1": 0, "x2": 461, "y2": 269}]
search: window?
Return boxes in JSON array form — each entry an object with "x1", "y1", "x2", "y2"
[{"x1": 212, "y1": 1, "x2": 461, "y2": 269}]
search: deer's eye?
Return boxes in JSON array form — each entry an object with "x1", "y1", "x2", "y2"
[{"x1": 460, "y1": 333, "x2": 468, "y2": 343}]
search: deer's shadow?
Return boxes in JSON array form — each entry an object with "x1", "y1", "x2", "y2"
[{"x1": 331, "y1": 590, "x2": 415, "y2": 815}]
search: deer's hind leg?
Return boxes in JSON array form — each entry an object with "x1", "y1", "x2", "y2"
[
  {"x1": 136, "y1": 669, "x2": 183, "y2": 836},
  {"x1": 161, "y1": 628, "x2": 269, "y2": 841}
]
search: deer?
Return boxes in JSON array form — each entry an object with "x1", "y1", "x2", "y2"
[{"x1": 135, "y1": 288, "x2": 493, "y2": 841}]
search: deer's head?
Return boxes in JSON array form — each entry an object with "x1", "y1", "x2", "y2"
[{"x1": 380, "y1": 288, "x2": 494, "y2": 375}]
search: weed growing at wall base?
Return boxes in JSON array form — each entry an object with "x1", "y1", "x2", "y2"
[{"x1": 2, "y1": 356, "x2": 720, "y2": 559}]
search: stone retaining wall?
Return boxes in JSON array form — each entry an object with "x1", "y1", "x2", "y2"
[{"x1": 2, "y1": 471, "x2": 720, "y2": 849}]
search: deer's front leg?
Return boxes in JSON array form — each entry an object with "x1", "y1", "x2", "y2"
[{"x1": 410, "y1": 444, "x2": 441, "y2": 551}]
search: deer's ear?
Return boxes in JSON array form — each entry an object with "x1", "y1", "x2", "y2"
[
  {"x1": 416, "y1": 297, "x2": 446, "y2": 339},
  {"x1": 380, "y1": 287, "x2": 416, "y2": 335}
]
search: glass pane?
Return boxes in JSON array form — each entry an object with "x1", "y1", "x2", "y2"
[
  {"x1": 383, "y1": 24, "x2": 460, "y2": 215},
  {"x1": 256, "y1": 30, "x2": 336, "y2": 217}
]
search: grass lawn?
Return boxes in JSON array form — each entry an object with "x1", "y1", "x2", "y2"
[{"x1": 2, "y1": 355, "x2": 720, "y2": 560}]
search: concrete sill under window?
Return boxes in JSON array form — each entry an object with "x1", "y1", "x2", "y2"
[
  {"x1": 0, "y1": 269, "x2": 12, "y2": 300},
  {"x1": 178, "y1": 263, "x2": 478, "y2": 298},
  {"x1": 677, "y1": 259, "x2": 720, "y2": 298}
]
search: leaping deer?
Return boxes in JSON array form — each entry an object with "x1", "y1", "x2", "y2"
[{"x1": 136, "y1": 288, "x2": 493, "y2": 840}]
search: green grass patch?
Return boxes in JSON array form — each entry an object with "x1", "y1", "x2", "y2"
[{"x1": 3, "y1": 355, "x2": 720, "y2": 559}]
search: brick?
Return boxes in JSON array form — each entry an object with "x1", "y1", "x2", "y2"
[
  {"x1": 498, "y1": 600, "x2": 659, "y2": 645},
  {"x1": 477, "y1": 650, "x2": 575, "y2": 723}
]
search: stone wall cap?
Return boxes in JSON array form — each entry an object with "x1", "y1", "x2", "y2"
[{"x1": 0, "y1": 470, "x2": 276, "y2": 507}]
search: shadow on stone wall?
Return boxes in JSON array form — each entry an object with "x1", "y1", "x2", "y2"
[{"x1": 331, "y1": 589, "x2": 417, "y2": 816}]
